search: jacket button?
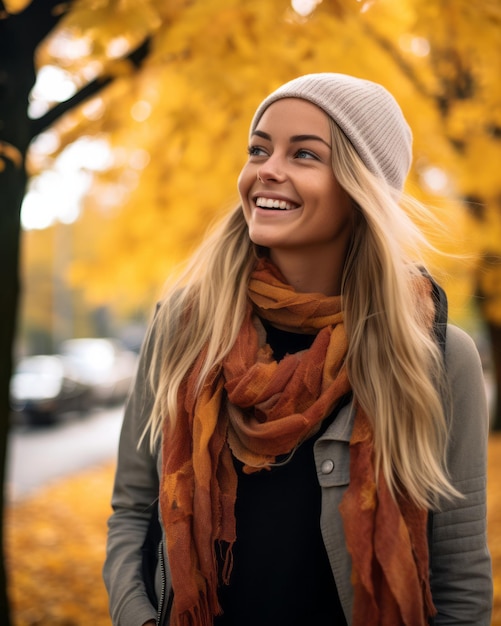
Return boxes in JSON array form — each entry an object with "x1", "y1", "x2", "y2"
[{"x1": 321, "y1": 459, "x2": 335, "y2": 474}]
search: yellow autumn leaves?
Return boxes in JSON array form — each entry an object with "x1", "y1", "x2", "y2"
[{"x1": 19, "y1": 0, "x2": 501, "y2": 332}]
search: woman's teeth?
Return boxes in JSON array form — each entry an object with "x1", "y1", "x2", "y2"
[{"x1": 255, "y1": 197, "x2": 295, "y2": 210}]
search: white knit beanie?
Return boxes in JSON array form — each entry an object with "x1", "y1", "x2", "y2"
[{"x1": 250, "y1": 73, "x2": 413, "y2": 192}]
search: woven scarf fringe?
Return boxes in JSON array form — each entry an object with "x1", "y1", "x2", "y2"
[
  {"x1": 172, "y1": 590, "x2": 221, "y2": 626},
  {"x1": 218, "y1": 540, "x2": 234, "y2": 585}
]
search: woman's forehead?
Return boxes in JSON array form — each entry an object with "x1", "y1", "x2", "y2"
[{"x1": 254, "y1": 98, "x2": 331, "y2": 136}]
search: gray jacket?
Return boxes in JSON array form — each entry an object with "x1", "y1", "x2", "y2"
[{"x1": 103, "y1": 323, "x2": 492, "y2": 625}]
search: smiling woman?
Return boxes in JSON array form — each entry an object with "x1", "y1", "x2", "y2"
[
  {"x1": 103, "y1": 73, "x2": 492, "y2": 626},
  {"x1": 239, "y1": 98, "x2": 353, "y2": 295}
]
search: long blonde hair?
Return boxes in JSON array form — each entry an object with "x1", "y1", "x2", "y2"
[
  {"x1": 328, "y1": 120, "x2": 459, "y2": 508},
  {"x1": 143, "y1": 120, "x2": 459, "y2": 509}
]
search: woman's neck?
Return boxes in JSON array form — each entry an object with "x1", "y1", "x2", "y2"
[{"x1": 269, "y1": 247, "x2": 345, "y2": 296}]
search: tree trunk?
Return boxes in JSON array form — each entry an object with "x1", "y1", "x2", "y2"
[
  {"x1": 0, "y1": 158, "x2": 24, "y2": 626},
  {"x1": 0, "y1": 22, "x2": 32, "y2": 626},
  {"x1": 0, "y1": 2, "x2": 74, "y2": 621},
  {"x1": 0, "y1": 1, "x2": 151, "y2": 617}
]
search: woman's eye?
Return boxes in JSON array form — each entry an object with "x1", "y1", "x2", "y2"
[
  {"x1": 247, "y1": 145, "x2": 267, "y2": 157},
  {"x1": 295, "y1": 149, "x2": 318, "y2": 160}
]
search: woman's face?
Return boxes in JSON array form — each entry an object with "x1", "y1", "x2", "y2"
[{"x1": 238, "y1": 98, "x2": 353, "y2": 262}]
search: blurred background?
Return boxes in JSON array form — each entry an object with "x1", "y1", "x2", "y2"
[{"x1": 1, "y1": 0, "x2": 500, "y2": 624}]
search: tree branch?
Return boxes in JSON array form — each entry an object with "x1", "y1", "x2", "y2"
[{"x1": 29, "y1": 36, "x2": 151, "y2": 139}]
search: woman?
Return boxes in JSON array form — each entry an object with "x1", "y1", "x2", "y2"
[{"x1": 103, "y1": 73, "x2": 492, "y2": 626}]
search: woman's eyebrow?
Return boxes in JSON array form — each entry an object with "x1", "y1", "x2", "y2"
[
  {"x1": 252, "y1": 130, "x2": 272, "y2": 140},
  {"x1": 291, "y1": 134, "x2": 331, "y2": 148},
  {"x1": 251, "y1": 129, "x2": 330, "y2": 148}
]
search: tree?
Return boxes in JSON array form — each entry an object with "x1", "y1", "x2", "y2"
[
  {"x1": 0, "y1": 0, "x2": 153, "y2": 618},
  {"x1": 360, "y1": 0, "x2": 501, "y2": 426},
  {"x1": 0, "y1": 3, "x2": 72, "y2": 619},
  {"x1": 27, "y1": 0, "x2": 499, "y2": 422},
  {"x1": 1, "y1": 0, "x2": 500, "y2": 620}
]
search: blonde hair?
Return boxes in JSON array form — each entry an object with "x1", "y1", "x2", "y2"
[
  {"x1": 142, "y1": 120, "x2": 459, "y2": 509},
  {"x1": 328, "y1": 120, "x2": 459, "y2": 508},
  {"x1": 144, "y1": 208, "x2": 255, "y2": 445}
]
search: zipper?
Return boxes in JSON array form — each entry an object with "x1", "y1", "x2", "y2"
[{"x1": 156, "y1": 541, "x2": 166, "y2": 625}]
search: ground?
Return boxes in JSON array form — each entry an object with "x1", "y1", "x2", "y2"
[{"x1": 5, "y1": 435, "x2": 501, "y2": 625}]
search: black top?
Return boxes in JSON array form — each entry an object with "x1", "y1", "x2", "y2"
[{"x1": 215, "y1": 321, "x2": 347, "y2": 626}]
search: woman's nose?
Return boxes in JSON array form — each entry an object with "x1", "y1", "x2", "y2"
[{"x1": 256, "y1": 154, "x2": 287, "y2": 183}]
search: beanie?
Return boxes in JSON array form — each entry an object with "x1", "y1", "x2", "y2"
[{"x1": 250, "y1": 73, "x2": 413, "y2": 192}]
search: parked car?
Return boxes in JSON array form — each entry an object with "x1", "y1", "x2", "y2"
[
  {"x1": 10, "y1": 354, "x2": 92, "y2": 425},
  {"x1": 60, "y1": 338, "x2": 138, "y2": 406}
]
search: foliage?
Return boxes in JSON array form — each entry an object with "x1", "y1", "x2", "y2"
[
  {"x1": 20, "y1": 0, "x2": 501, "y2": 323},
  {"x1": 5, "y1": 463, "x2": 114, "y2": 625},
  {"x1": 6, "y1": 3, "x2": 500, "y2": 623},
  {"x1": 5, "y1": 435, "x2": 501, "y2": 624},
  {"x1": 1, "y1": 2, "x2": 80, "y2": 622}
]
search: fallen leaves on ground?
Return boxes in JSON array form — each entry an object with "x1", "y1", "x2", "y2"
[
  {"x1": 5, "y1": 435, "x2": 501, "y2": 625},
  {"x1": 5, "y1": 462, "x2": 116, "y2": 625}
]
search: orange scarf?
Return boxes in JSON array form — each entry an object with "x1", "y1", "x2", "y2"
[{"x1": 160, "y1": 258, "x2": 436, "y2": 626}]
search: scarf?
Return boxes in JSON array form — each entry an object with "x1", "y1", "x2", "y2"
[{"x1": 160, "y1": 257, "x2": 436, "y2": 626}]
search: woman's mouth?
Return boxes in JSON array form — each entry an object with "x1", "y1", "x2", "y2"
[{"x1": 255, "y1": 197, "x2": 298, "y2": 211}]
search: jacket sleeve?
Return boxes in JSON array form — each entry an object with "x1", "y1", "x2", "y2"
[
  {"x1": 428, "y1": 324, "x2": 493, "y2": 625},
  {"x1": 103, "y1": 314, "x2": 161, "y2": 626}
]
